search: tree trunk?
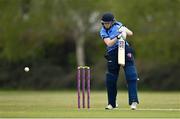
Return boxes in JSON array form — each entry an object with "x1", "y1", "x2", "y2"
[
  {"x1": 72, "y1": 13, "x2": 86, "y2": 66},
  {"x1": 21, "y1": 0, "x2": 31, "y2": 21},
  {"x1": 76, "y1": 35, "x2": 85, "y2": 66}
]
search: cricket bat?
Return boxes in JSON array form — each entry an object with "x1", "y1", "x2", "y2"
[
  {"x1": 118, "y1": 37, "x2": 125, "y2": 66},
  {"x1": 118, "y1": 31, "x2": 127, "y2": 66}
]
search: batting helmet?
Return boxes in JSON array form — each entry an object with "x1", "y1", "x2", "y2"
[{"x1": 101, "y1": 12, "x2": 115, "y2": 23}]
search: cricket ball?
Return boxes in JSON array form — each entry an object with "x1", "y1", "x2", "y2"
[{"x1": 24, "y1": 67, "x2": 30, "y2": 72}]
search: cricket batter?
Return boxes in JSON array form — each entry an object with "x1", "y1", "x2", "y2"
[{"x1": 99, "y1": 12, "x2": 139, "y2": 110}]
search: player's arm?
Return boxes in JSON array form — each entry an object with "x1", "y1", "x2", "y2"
[
  {"x1": 125, "y1": 27, "x2": 133, "y2": 36},
  {"x1": 103, "y1": 37, "x2": 119, "y2": 47},
  {"x1": 119, "y1": 26, "x2": 133, "y2": 36}
]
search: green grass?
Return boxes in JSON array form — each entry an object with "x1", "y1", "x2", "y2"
[{"x1": 0, "y1": 91, "x2": 179, "y2": 118}]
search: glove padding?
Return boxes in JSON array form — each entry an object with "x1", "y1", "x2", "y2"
[
  {"x1": 117, "y1": 26, "x2": 127, "y2": 39},
  {"x1": 117, "y1": 31, "x2": 127, "y2": 40}
]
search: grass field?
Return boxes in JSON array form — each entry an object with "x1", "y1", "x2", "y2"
[{"x1": 0, "y1": 91, "x2": 179, "y2": 118}]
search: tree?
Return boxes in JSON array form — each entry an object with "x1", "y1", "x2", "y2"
[{"x1": 55, "y1": 0, "x2": 106, "y2": 66}]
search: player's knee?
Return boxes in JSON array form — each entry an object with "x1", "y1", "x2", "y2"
[
  {"x1": 106, "y1": 72, "x2": 118, "y2": 81},
  {"x1": 108, "y1": 69, "x2": 119, "y2": 75},
  {"x1": 106, "y1": 72, "x2": 118, "y2": 88},
  {"x1": 125, "y1": 65, "x2": 138, "y2": 80},
  {"x1": 107, "y1": 63, "x2": 119, "y2": 75},
  {"x1": 107, "y1": 60, "x2": 119, "y2": 75}
]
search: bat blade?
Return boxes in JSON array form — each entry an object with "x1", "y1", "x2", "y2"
[{"x1": 118, "y1": 38, "x2": 125, "y2": 66}]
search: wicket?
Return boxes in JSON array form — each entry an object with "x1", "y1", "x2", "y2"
[{"x1": 77, "y1": 66, "x2": 91, "y2": 109}]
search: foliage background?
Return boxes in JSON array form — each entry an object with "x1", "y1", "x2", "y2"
[{"x1": 0, "y1": 0, "x2": 180, "y2": 90}]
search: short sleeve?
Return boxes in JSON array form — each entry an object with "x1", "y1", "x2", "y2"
[{"x1": 100, "y1": 28, "x2": 109, "y2": 39}]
